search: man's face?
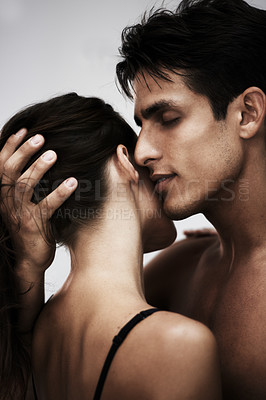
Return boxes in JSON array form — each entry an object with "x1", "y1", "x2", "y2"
[{"x1": 133, "y1": 70, "x2": 244, "y2": 220}]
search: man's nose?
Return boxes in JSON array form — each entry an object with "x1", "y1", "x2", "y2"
[{"x1": 134, "y1": 128, "x2": 161, "y2": 167}]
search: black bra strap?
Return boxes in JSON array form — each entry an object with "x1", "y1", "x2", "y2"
[{"x1": 93, "y1": 308, "x2": 160, "y2": 400}]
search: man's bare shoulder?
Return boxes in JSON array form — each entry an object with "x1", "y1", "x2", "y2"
[
  {"x1": 146, "y1": 229, "x2": 219, "y2": 274},
  {"x1": 144, "y1": 230, "x2": 219, "y2": 308}
]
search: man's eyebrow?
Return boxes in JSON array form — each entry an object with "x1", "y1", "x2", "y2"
[
  {"x1": 134, "y1": 100, "x2": 178, "y2": 126},
  {"x1": 134, "y1": 115, "x2": 142, "y2": 127}
]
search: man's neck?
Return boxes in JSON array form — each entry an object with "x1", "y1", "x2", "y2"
[{"x1": 205, "y1": 163, "x2": 266, "y2": 267}]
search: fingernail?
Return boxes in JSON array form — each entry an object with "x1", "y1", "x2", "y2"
[
  {"x1": 65, "y1": 178, "x2": 77, "y2": 188},
  {"x1": 15, "y1": 128, "x2": 27, "y2": 137},
  {"x1": 42, "y1": 150, "x2": 55, "y2": 161},
  {"x1": 30, "y1": 134, "x2": 42, "y2": 145}
]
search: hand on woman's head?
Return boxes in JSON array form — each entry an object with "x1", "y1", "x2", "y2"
[{"x1": 0, "y1": 128, "x2": 77, "y2": 272}]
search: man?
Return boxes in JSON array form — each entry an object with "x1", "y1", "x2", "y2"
[
  {"x1": 1, "y1": 0, "x2": 265, "y2": 399},
  {"x1": 115, "y1": 0, "x2": 266, "y2": 399}
]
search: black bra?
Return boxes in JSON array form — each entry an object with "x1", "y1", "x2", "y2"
[
  {"x1": 33, "y1": 308, "x2": 161, "y2": 400},
  {"x1": 93, "y1": 308, "x2": 160, "y2": 399}
]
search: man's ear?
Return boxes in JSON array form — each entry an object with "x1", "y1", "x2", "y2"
[
  {"x1": 116, "y1": 145, "x2": 139, "y2": 184},
  {"x1": 239, "y1": 87, "x2": 266, "y2": 139}
]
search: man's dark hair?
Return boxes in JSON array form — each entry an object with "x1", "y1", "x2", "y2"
[{"x1": 116, "y1": 0, "x2": 266, "y2": 120}]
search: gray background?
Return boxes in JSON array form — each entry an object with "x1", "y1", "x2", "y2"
[{"x1": 1, "y1": 0, "x2": 265, "y2": 299}]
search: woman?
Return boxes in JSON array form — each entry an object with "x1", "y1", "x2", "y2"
[{"x1": 0, "y1": 93, "x2": 221, "y2": 399}]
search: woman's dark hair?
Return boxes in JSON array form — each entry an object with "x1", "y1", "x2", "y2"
[
  {"x1": 116, "y1": 0, "x2": 266, "y2": 120},
  {"x1": 0, "y1": 93, "x2": 137, "y2": 398},
  {"x1": 0, "y1": 233, "x2": 28, "y2": 400}
]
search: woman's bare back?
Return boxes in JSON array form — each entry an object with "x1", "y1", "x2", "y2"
[{"x1": 32, "y1": 291, "x2": 221, "y2": 400}]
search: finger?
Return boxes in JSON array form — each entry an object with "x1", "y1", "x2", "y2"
[
  {"x1": 38, "y1": 178, "x2": 78, "y2": 220},
  {"x1": 1, "y1": 134, "x2": 45, "y2": 187},
  {"x1": 0, "y1": 128, "x2": 28, "y2": 175},
  {"x1": 184, "y1": 229, "x2": 217, "y2": 238},
  {"x1": 14, "y1": 150, "x2": 57, "y2": 203}
]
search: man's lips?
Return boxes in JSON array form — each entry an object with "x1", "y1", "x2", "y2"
[{"x1": 150, "y1": 173, "x2": 177, "y2": 192}]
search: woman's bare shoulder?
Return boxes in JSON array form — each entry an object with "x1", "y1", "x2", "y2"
[
  {"x1": 115, "y1": 311, "x2": 222, "y2": 400},
  {"x1": 142, "y1": 310, "x2": 218, "y2": 363},
  {"x1": 32, "y1": 293, "x2": 67, "y2": 357}
]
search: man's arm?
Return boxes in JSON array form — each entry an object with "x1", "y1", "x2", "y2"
[
  {"x1": 144, "y1": 233, "x2": 218, "y2": 311},
  {"x1": 0, "y1": 128, "x2": 77, "y2": 336}
]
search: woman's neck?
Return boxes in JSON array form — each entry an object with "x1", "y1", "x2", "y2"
[{"x1": 64, "y1": 199, "x2": 147, "y2": 308}]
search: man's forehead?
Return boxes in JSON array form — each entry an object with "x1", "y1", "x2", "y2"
[
  {"x1": 133, "y1": 69, "x2": 186, "y2": 93},
  {"x1": 133, "y1": 70, "x2": 187, "y2": 108}
]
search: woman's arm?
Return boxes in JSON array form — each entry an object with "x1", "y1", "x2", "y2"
[{"x1": 0, "y1": 128, "x2": 77, "y2": 337}]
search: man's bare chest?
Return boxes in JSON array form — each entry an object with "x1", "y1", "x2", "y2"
[
  {"x1": 176, "y1": 250, "x2": 266, "y2": 331},
  {"x1": 164, "y1": 240, "x2": 266, "y2": 399},
  {"x1": 181, "y1": 255, "x2": 266, "y2": 399}
]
